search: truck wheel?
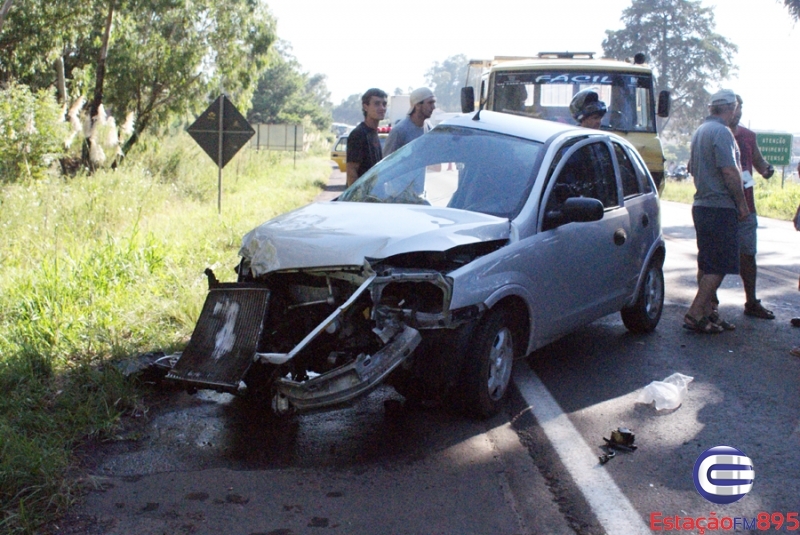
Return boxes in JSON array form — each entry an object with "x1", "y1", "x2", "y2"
[
  {"x1": 621, "y1": 261, "x2": 664, "y2": 333},
  {"x1": 462, "y1": 308, "x2": 516, "y2": 418}
]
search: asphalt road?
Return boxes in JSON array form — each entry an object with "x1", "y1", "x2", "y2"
[{"x1": 47, "y1": 173, "x2": 800, "y2": 535}]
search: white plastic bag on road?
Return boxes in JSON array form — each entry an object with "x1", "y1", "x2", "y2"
[{"x1": 637, "y1": 373, "x2": 694, "y2": 410}]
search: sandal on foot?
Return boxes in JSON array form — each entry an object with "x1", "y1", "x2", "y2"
[
  {"x1": 709, "y1": 311, "x2": 735, "y2": 331},
  {"x1": 683, "y1": 314, "x2": 724, "y2": 334},
  {"x1": 744, "y1": 300, "x2": 775, "y2": 320},
  {"x1": 790, "y1": 347, "x2": 800, "y2": 358}
]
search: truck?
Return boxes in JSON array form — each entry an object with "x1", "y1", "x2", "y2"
[
  {"x1": 387, "y1": 94, "x2": 410, "y2": 127},
  {"x1": 461, "y1": 51, "x2": 670, "y2": 193}
]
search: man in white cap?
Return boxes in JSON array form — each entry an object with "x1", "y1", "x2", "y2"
[
  {"x1": 683, "y1": 89, "x2": 749, "y2": 334},
  {"x1": 383, "y1": 87, "x2": 436, "y2": 156}
]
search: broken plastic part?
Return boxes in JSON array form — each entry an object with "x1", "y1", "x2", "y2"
[
  {"x1": 603, "y1": 427, "x2": 638, "y2": 452},
  {"x1": 599, "y1": 450, "x2": 616, "y2": 464}
]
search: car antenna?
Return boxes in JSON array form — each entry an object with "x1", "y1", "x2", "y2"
[{"x1": 472, "y1": 109, "x2": 482, "y2": 121}]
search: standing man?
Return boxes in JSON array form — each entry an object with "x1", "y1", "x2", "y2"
[
  {"x1": 570, "y1": 88, "x2": 607, "y2": 129},
  {"x1": 346, "y1": 88, "x2": 388, "y2": 186},
  {"x1": 730, "y1": 94, "x2": 776, "y2": 319},
  {"x1": 383, "y1": 87, "x2": 436, "y2": 156},
  {"x1": 683, "y1": 89, "x2": 749, "y2": 334}
]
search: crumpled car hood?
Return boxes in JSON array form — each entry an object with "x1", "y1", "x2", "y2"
[{"x1": 239, "y1": 202, "x2": 511, "y2": 276}]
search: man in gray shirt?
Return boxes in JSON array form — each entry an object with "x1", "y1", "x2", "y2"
[
  {"x1": 383, "y1": 87, "x2": 436, "y2": 156},
  {"x1": 683, "y1": 89, "x2": 749, "y2": 334}
]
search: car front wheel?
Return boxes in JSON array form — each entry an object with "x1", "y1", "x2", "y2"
[
  {"x1": 621, "y1": 261, "x2": 664, "y2": 333},
  {"x1": 462, "y1": 308, "x2": 516, "y2": 418}
]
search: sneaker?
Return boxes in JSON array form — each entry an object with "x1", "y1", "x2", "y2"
[
  {"x1": 744, "y1": 300, "x2": 775, "y2": 320},
  {"x1": 792, "y1": 318, "x2": 800, "y2": 328}
]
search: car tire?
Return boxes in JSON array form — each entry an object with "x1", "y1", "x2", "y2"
[
  {"x1": 461, "y1": 308, "x2": 517, "y2": 418},
  {"x1": 621, "y1": 261, "x2": 664, "y2": 333}
]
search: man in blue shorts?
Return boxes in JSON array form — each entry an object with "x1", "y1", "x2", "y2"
[
  {"x1": 729, "y1": 94, "x2": 775, "y2": 319},
  {"x1": 684, "y1": 89, "x2": 749, "y2": 334}
]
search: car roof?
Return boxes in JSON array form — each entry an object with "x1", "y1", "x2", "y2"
[{"x1": 437, "y1": 110, "x2": 584, "y2": 144}]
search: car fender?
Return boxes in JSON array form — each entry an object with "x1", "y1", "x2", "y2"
[
  {"x1": 625, "y1": 236, "x2": 666, "y2": 309},
  {"x1": 483, "y1": 283, "x2": 538, "y2": 356}
]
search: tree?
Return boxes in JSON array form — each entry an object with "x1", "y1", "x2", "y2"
[
  {"x1": 602, "y1": 0, "x2": 737, "y2": 139},
  {"x1": 0, "y1": 0, "x2": 14, "y2": 32},
  {"x1": 111, "y1": 0, "x2": 276, "y2": 155},
  {"x1": 248, "y1": 42, "x2": 332, "y2": 132},
  {"x1": 424, "y1": 54, "x2": 468, "y2": 112},
  {"x1": 783, "y1": 0, "x2": 800, "y2": 20},
  {"x1": 0, "y1": 0, "x2": 101, "y2": 87},
  {"x1": 332, "y1": 93, "x2": 364, "y2": 126},
  {"x1": 0, "y1": 0, "x2": 276, "y2": 156}
]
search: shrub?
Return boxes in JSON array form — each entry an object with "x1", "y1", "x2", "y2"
[{"x1": 0, "y1": 84, "x2": 68, "y2": 183}]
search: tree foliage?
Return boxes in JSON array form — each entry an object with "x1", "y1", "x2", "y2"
[
  {"x1": 783, "y1": 0, "x2": 800, "y2": 20},
  {"x1": 0, "y1": 0, "x2": 276, "y2": 156},
  {"x1": 602, "y1": 0, "x2": 737, "y2": 139},
  {"x1": 332, "y1": 93, "x2": 364, "y2": 126},
  {"x1": 249, "y1": 42, "x2": 332, "y2": 132},
  {"x1": 0, "y1": 83, "x2": 68, "y2": 181},
  {"x1": 424, "y1": 54, "x2": 468, "y2": 112}
]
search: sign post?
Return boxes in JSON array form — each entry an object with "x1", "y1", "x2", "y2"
[
  {"x1": 187, "y1": 95, "x2": 254, "y2": 213},
  {"x1": 756, "y1": 133, "x2": 794, "y2": 187}
]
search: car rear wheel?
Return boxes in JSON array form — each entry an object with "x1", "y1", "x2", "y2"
[
  {"x1": 462, "y1": 308, "x2": 516, "y2": 418},
  {"x1": 621, "y1": 261, "x2": 664, "y2": 333}
]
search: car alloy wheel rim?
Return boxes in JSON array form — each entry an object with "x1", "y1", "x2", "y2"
[
  {"x1": 644, "y1": 267, "x2": 663, "y2": 319},
  {"x1": 487, "y1": 327, "x2": 514, "y2": 401}
]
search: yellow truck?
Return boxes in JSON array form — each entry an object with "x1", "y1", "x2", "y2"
[{"x1": 461, "y1": 52, "x2": 670, "y2": 193}]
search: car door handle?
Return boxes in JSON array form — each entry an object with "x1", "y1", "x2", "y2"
[{"x1": 613, "y1": 228, "x2": 627, "y2": 246}]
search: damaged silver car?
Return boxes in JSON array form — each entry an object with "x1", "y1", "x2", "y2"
[{"x1": 165, "y1": 110, "x2": 665, "y2": 418}]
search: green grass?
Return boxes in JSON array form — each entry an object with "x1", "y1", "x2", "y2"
[
  {"x1": 0, "y1": 131, "x2": 331, "y2": 533},
  {"x1": 661, "y1": 174, "x2": 800, "y2": 220}
]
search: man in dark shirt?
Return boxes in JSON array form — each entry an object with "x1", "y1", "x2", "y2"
[{"x1": 346, "y1": 88, "x2": 387, "y2": 186}]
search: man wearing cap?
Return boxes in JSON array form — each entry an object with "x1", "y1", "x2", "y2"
[
  {"x1": 570, "y1": 88, "x2": 607, "y2": 129},
  {"x1": 383, "y1": 87, "x2": 436, "y2": 156},
  {"x1": 727, "y1": 94, "x2": 776, "y2": 319},
  {"x1": 683, "y1": 89, "x2": 749, "y2": 334},
  {"x1": 346, "y1": 87, "x2": 388, "y2": 187}
]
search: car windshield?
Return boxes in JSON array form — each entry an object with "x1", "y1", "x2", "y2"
[
  {"x1": 338, "y1": 125, "x2": 543, "y2": 220},
  {"x1": 492, "y1": 70, "x2": 655, "y2": 133}
]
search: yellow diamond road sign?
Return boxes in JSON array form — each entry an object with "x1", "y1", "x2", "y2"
[{"x1": 188, "y1": 95, "x2": 255, "y2": 169}]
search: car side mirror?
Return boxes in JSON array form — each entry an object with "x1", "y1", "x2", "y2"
[
  {"x1": 657, "y1": 90, "x2": 670, "y2": 118},
  {"x1": 562, "y1": 197, "x2": 604, "y2": 222},
  {"x1": 546, "y1": 197, "x2": 605, "y2": 228},
  {"x1": 461, "y1": 87, "x2": 475, "y2": 113}
]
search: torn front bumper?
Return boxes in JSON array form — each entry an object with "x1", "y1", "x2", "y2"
[
  {"x1": 166, "y1": 263, "x2": 436, "y2": 415},
  {"x1": 272, "y1": 326, "x2": 421, "y2": 414}
]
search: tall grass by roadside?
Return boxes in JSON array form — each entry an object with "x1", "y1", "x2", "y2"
[
  {"x1": 0, "y1": 131, "x2": 331, "y2": 533},
  {"x1": 661, "y1": 174, "x2": 800, "y2": 220}
]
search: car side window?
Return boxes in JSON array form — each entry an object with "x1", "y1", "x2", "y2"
[
  {"x1": 542, "y1": 142, "x2": 618, "y2": 230},
  {"x1": 335, "y1": 138, "x2": 347, "y2": 151},
  {"x1": 614, "y1": 142, "x2": 641, "y2": 198},
  {"x1": 627, "y1": 148, "x2": 654, "y2": 194}
]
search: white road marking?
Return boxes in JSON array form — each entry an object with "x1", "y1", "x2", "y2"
[{"x1": 514, "y1": 365, "x2": 652, "y2": 534}]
